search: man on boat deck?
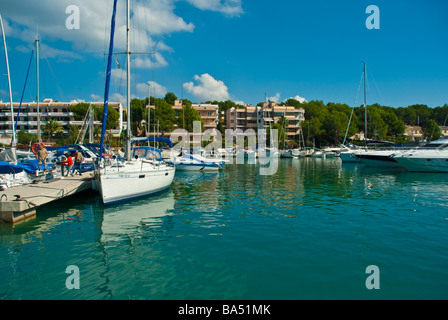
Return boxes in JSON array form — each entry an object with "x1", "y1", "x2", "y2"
[{"x1": 36, "y1": 144, "x2": 48, "y2": 171}]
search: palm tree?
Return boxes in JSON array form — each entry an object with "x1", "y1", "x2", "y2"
[{"x1": 42, "y1": 119, "x2": 63, "y2": 142}]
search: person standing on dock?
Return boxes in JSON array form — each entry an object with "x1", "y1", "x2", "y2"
[
  {"x1": 59, "y1": 153, "x2": 74, "y2": 177},
  {"x1": 36, "y1": 144, "x2": 48, "y2": 171},
  {"x1": 71, "y1": 150, "x2": 84, "y2": 176}
]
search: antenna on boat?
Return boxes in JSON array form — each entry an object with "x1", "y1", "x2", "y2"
[{"x1": 363, "y1": 62, "x2": 367, "y2": 147}]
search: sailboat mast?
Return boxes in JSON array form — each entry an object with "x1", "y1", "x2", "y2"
[
  {"x1": 364, "y1": 62, "x2": 367, "y2": 147},
  {"x1": 99, "y1": 0, "x2": 118, "y2": 159},
  {"x1": 148, "y1": 83, "x2": 151, "y2": 134},
  {"x1": 0, "y1": 15, "x2": 16, "y2": 148},
  {"x1": 125, "y1": 0, "x2": 132, "y2": 161},
  {"x1": 36, "y1": 36, "x2": 41, "y2": 143}
]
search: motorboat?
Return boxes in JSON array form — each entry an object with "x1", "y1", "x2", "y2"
[
  {"x1": 353, "y1": 149, "x2": 403, "y2": 168},
  {"x1": 392, "y1": 137, "x2": 448, "y2": 172},
  {"x1": 172, "y1": 152, "x2": 225, "y2": 171}
]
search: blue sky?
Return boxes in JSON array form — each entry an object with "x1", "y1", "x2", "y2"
[{"x1": 0, "y1": 0, "x2": 447, "y2": 109}]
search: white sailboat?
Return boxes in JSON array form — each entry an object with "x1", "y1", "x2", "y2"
[
  {"x1": 95, "y1": 0, "x2": 175, "y2": 205},
  {"x1": 340, "y1": 63, "x2": 369, "y2": 163}
]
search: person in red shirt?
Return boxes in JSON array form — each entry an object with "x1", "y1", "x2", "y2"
[{"x1": 59, "y1": 153, "x2": 74, "y2": 177}]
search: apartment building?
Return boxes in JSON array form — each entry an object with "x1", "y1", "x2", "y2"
[
  {"x1": 0, "y1": 98, "x2": 123, "y2": 139},
  {"x1": 404, "y1": 125, "x2": 423, "y2": 141},
  {"x1": 171, "y1": 100, "x2": 219, "y2": 131},
  {"x1": 225, "y1": 101, "x2": 305, "y2": 141}
]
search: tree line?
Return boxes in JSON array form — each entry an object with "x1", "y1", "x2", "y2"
[
  {"x1": 15, "y1": 93, "x2": 448, "y2": 148},
  {"x1": 296, "y1": 100, "x2": 448, "y2": 147}
]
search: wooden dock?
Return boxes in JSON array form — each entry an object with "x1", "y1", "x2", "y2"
[{"x1": 0, "y1": 175, "x2": 93, "y2": 223}]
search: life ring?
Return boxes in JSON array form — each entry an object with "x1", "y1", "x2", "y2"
[{"x1": 31, "y1": 142, "x2": 46, "y2": 154}]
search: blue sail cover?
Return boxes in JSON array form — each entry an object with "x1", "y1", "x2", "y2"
[
  {"x1": 0, "y1": 160, "x2": 54, "y2": 174},
  {"x1": 99, "y1": 0, "x2": 118, "y2": 159},
  {"x1": 131, "y1": 137, "x2": 173, "y2": 148}
]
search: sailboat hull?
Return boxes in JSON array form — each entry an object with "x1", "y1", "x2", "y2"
[
  {"x1": 97, "y1": 162, "x2": 175, "y2": 204},
  {"x1": 280, "y1": 151, "x2": 294, "y2": 158}
]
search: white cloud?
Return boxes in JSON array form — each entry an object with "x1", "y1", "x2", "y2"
[
  {"x1": 111, "y1": 92, "x2": 126, "y2": 108},
  {"x1": 288, "y1": 95, "x2": 307, "y2": 103},
  {"x1": 90, "y1": 93, "x2": 102, "y2": 101},
  {"x1": 233, "y1": 100, "x2": 246, "y2": 106},
  {"x1": 136, "y1": 81, "x2": 167, "y2": 98},
  {"x1": 133, "y1": 53, "x2": 168, "y2": 69},
  {"x1": 269, "y1": 93, "x2": 281, "y2": 103},
  {"x1": 1, "y1": 0, "x2": 194, "y2": 52},
  {"x1": 185, "y1": 0, "x2": 244, "y2": 17},
  {"x1": 0, "y1": 0, "x2": 239, "y2": 69},
  {"x1": 183, "y1": 73, "x2": 230, "y2": 101}
]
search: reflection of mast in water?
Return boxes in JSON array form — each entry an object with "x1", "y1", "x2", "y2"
[
  {"x1": 171, "y1": 172, "x2": 220, "y2": 213},
  {"x1": 99, "y1": 190, "x2": 175, "y2": 245},
  {"x1": 96, "y1": 190, "x2": 175, "y2": 299}
]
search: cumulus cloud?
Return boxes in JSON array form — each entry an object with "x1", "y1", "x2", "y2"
[
  {"x1": 90, "y1": 93, "x2": 102, "y2": 101},
  {"x1": 136, "y1": 81, "x2": 167, "y2": 98},
  {"x1": 0, "y1": 0, "x2": 240, "y2": 69},
  {"x1": 185, "y1": 0, "x2": 244, "y2": 17},
  {"x1": 183, "y1": 73, "x2": 230, "y2": 101},
  {"x1": 233, "y1": 100, "x2": 246, "y2": 106},
  {"x1": 288, "y1": 95, "x2": 307, "y2": 103},
  {"x1": 269, "y1": 93, "x2": 281, "y2": 103}
]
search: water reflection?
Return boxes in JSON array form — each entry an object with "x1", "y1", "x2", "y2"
[
  {"x1": 0, "y1": 202, "x2": 88, "y2": 248},
  {"x1": 99, "y1": 190, "x2": 175, "y2": 246}
]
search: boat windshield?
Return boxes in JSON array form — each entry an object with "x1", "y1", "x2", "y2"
[{"x1": 132, "y1": 147, "x2": 162, "y2": 160}]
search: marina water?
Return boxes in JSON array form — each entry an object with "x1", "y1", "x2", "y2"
[{"x1": 1, "y1": 158, "x2": 447, "y2": 299}]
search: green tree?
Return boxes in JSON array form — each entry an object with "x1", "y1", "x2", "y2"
[
  {"x1": 366, "y1": 106, "x2": 388, "y2": 140},
  {"x1": 423, "y1": 119, "x2": 441, "y2": 141},
  {"x1": 283, "y1": 98, "x2": 304, "y2": 109},
  {"x1": 381, "y1": 109, "x2": 405, "y2": 137},
  {"x1": 70, "y1": 102, "x2": 90, "y2": 121},
  {"x1": 302, "y1": 118, "x2": 324, "y2": 147},
  {"x1": 177, "y1": 101, "x2": 203, "y2": 132},
  {"x1": 152, "y1": 97, "x2": 175, "y2": 136},
  {"x1": 409, "y1": 104, "x2": 431, "y2": 127},
  {"x1": 42, "y1": 119, "x2": 63, "y2": 140},
  {"x1": 164, "y1": 92, "x2": 178, "y2": 106},
  {"x1": 323, "y1": 110, "x2": 349, "y2": 145},
  {"x1": 95, "y1": 105, "x2": 120, "y2": 130},
  {"x1": 17, "y1": 130, "x2": 37, "y2": 146},
  {"x1": 130, "y1": 98, "x2": 146, "y2": 136},
  {"x1": 267, "y1": 123, "x2": 285, "y2": 149}
]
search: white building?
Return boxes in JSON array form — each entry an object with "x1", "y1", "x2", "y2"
[
  {"x1": 0, "y1": 99, "x2": 123, "y2": 142},
  {"x1": 225, "y1": 101, "x2": 305, "y2": 140}
]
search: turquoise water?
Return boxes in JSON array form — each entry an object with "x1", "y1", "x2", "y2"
[{"x1": 1, "y1": 158, "x2": 447, "y2": 300}]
